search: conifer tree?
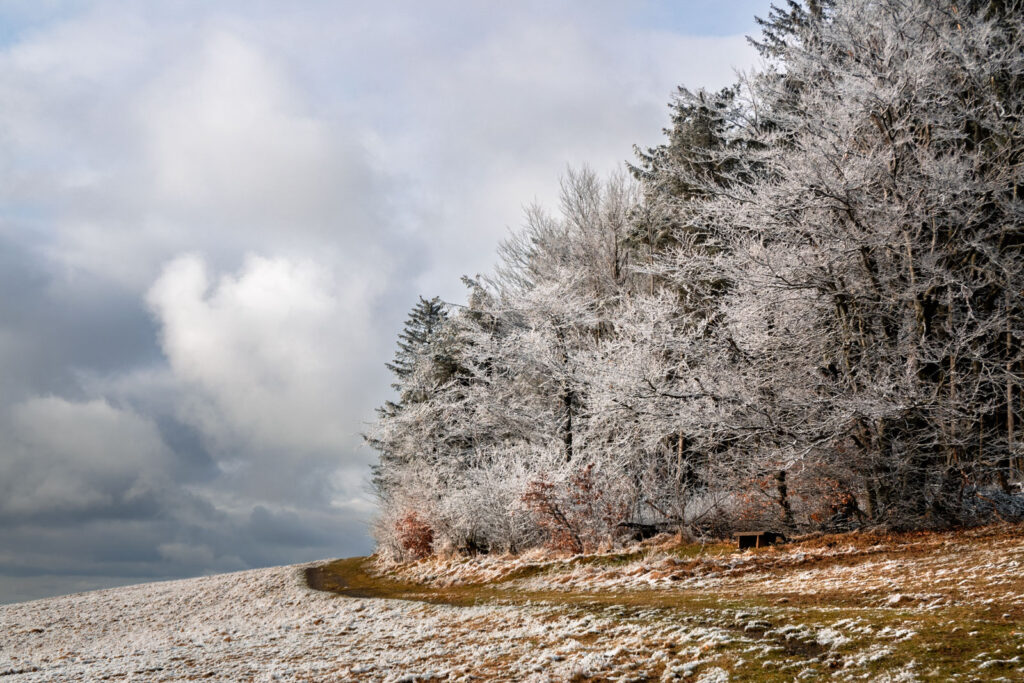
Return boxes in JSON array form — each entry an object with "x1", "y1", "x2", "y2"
[
  {"x1": 386, "y1": 296, "x2": 448, "y2": 392},
  {"x1": 367, "y1": 296, "x2": 449, "y2": 496}
]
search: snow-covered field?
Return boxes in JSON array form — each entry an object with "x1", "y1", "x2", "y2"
[
  {"x1": 1, "y1": 562, "x2": 750, "y2": 682},
  {"x1": 1, "y1": 563, "x2": 639, "y2": 682},
  {"x1": 3, "y1": 525, "x2": 1024, "y2": 681},
  {"x1": 3, "y1": 562, "x2": 639, "y2": 682}
]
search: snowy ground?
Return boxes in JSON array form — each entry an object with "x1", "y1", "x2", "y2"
[
  {"x1": 2, "y1": 563, "x2": 646, "y2": 682},
  {"x1": 1, "y1": 562, "x2": 748, "y2": 682},
  {"x1": 3, "y1": 525, "x2": 1024, "y2": 681}
]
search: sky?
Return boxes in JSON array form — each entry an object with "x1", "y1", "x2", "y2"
[{"x1": 0, "y1": 0, "x2": 768, "y2": 604}]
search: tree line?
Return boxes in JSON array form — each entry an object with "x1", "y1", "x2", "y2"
[{"x1": 367, "y1": 0, "x2": 1024, "y2": 559}]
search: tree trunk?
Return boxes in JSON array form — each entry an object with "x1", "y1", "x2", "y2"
[
  {"x1": 864, "y1": 477, "x2": 879, "y2": 521},
  {"x1": 775, "y1": 470, "x2": 795, "y2": 530},
  {"x1": 562, "y1": 383, "x2": 573, "y2": 463},
  {"x1": 1003, "y1": 328, "x2": 1015, "y2": 492}
]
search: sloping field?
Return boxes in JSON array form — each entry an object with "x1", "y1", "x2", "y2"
[{"x1": 3, "y1": 524, "x2": 1023, "y2": 681}]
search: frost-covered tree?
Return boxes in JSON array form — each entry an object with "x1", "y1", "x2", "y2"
[
  {"x1": 370, "y1": 170, "x2": 647, "y2": 555},
  {"x1": 368, "y1": 0, "x2": 1024, "y2": 558},
  {"x1": 685, "y1": 0, "x2": 1024, "y2": 527},
  {"x1": 367, "y1": 296, "x2": 453, "y2": 496},
  {"x1": 385, "y1": 296, "x2": 449, "y2": 391}
]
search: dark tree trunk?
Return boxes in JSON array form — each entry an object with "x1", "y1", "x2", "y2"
[{"x1": 776, "y1": 470, "x2": 795, "y2": 529}]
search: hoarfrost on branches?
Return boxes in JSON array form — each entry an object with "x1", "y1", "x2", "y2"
[{"x1": 367, "y1": 0, "x2": 1024, "y2": 557}]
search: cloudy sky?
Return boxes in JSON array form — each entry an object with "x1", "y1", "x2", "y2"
[{"x1": 0, "y1": 0, "x2": 767, "y2": 603}]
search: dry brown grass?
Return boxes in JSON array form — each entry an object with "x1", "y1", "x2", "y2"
[{"x1": 307, "y1": 523, "x2": 1024, "y2": 680}]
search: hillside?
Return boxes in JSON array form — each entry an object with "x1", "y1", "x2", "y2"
[{"x1": 3, "y1": 524, "x2": 1023, "y2": 681}]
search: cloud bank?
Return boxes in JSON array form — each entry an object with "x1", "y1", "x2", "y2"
[{"x1": 0, "y1": 0, "x2": 765, "y2": 603}]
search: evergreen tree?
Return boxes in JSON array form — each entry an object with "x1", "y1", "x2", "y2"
[
  {"x1": 385, "y1": 296, "x2": 449, "y2": 395},
  {"x1": 367, "y1": 296, "x2": 449, "y2": 495}
]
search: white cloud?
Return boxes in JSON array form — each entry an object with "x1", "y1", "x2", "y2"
[
  {"x1": 147, "y1": 253, "x2": 375, "y2": 466},
  {"x1": 0, "y1": 16, "x2": 400, "y2": 290},
  {"x1": 138, "y1": 32, "x2": 381, "y2": 242}
]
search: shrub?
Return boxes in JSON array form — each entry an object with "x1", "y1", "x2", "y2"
[
  {"x1": 395, "y1": 510, "x2": 434, "y2": 560},
  {"x1": 522, "y1": 463, "x2": 629, "y2": 553}
]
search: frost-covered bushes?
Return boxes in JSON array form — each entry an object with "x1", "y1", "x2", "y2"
[
  {"x1": 431, "y1": 447, "x2": 549, "y2": 554},
  {"x1": 371, "y1": 463, "x2": 441, "y2": 561},
  {"x1": 380, "y1": 448, "x2": 638, "y2": 557},
  {"x1": 521, "y1": 460, "x2": 634, "y2": 553}
]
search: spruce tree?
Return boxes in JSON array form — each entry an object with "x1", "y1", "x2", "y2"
[
  {"x1": 367, "y1": 296, "x2": 449, "y2": 495},
  {"x1": 386, "y1": 296, "x2": 448, "y2": 391}
]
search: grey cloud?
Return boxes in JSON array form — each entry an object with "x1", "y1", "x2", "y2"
[
  {"x1": 0, "y1": 1, "x2": 761, "y2": 603},
  {"x1": 0, "y1": 490, "x2": 371, "y2": 603},
  {"x1": 0, "y1": 398, "x2": 171, "y2": 517},
  {"x1": 0, "y1": 236, "x2": 159, "y2": 401}
]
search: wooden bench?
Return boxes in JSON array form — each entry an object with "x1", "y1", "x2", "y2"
[{"x1": 735, "y1": 531, "x2": 785, "y2": 549}]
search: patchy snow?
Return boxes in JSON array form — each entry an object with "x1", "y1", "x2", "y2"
[
  {"x1": 815, "y1": 627, "x2": 851, "y2": 649},
  {"x1": 694, "y1": 666, "x2": 729, "y2": 682}
]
